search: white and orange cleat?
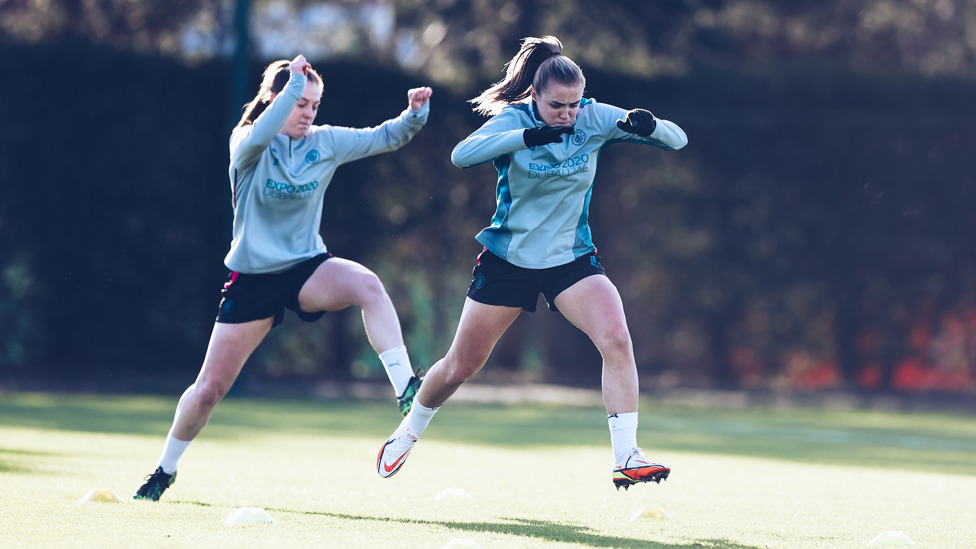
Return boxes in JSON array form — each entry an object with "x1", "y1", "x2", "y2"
[
  {"x1": 376, "y1": 425, "x2": 418, "y2": 478},
  {"x1": 613, "y1": 448, "x2": 670, "y2": 490}
]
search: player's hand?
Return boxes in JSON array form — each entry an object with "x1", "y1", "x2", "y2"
[
  {"x1": 290, "y1": 54, "x2": 311, "y2": 76},
  {"x1": 408, "y1": 87, "x2": 433, "y2": 111},
  {"x1": 523, "y1": 125, "x2": 574, "y2": 147},
  {"x1": 616, "y1": 109, "x2": 657, "y2": 137}
]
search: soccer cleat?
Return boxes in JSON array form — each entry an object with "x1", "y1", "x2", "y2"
[
  {"x1": 376, "y1": 425, "x2": 418, "y2": 478},
  {"x1": 397, "y1": 375, "x2": 423, "y2": 417},
  {"x1": 133, "y1": 466, "x2": 177, "y2": 501},
  {"x1": 612, "y1": 448, "x2": 670, "y2": 491}
]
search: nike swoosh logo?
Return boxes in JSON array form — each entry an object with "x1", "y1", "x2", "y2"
[{"x1": 383, "y1": 450, "x2": 408, "y2": 473}]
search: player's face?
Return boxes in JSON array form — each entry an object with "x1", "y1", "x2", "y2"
[
  {"x1": 280, "y1": 81, "x2": 322, "y2": 139},
  {"x1": 532, "y1": 81, "x2": 584, "y2": 127}
]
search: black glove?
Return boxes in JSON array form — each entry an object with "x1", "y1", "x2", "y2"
[
  {"x1": 615, "y1": 109, "x2": 657, "y2": 137},
  {"x1": 523, "y1": 125, "x2": 575, "y2": 148}
]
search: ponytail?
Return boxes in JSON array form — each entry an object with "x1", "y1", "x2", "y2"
[
  {"x1": 470, "y1": 36, "x2": 585, "y2": 117},
  {"x1": 236, "y1": 60, "x2": 323, "y2": 128}
]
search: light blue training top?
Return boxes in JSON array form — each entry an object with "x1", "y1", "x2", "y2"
[
  {"x1": 451, "y1": 99, "x2": 687, "y2": 269},
  {"x1": 225, "y1": 72, "x2": 429, "y2": 274}
]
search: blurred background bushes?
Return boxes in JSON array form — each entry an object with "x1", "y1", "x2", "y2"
[{"x1": 1, "y1": 0, "x2": 974, "y2": 395}]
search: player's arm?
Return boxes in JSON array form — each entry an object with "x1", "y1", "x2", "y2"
[
  {"x1": 451, "y1": 111, "x2": 529, "y2": 168},
  {"x1": 328, "y1": 87, "x2": 431, "y2": 164},
  {"x1": 606, "y1": 104, "x2": 688, "y2": 151},
  {"x1": 230, "y1": 71, "x2": 307, "y2": 167}
]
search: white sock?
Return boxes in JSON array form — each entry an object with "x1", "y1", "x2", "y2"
[
  {"x1": 379, "y1": 345, "x2": 414, "y2": 396},
  {"x1": 403, "y1": 401, "x2": 439, "y2": 437},
  {"x1": 608, "y1": 412, "x2": 638, "y2": 465},
  {"x1": 156, "y1": 434, "x2": 192, "y2": 474}
]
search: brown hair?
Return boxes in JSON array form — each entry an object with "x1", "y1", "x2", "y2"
[
  {"x1": 469, "y1": 36, "x2": 585, "y2": 117},
  {"x1": 236, "y1": 60, "x2": 323, "y2": 128}
]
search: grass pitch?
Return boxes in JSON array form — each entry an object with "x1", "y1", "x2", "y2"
[{"x1": 1, "y1": 391, "x2": 974, "y2": 548}]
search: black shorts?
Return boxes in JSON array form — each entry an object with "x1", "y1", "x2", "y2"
[
  {"x1": 466, "y1": 249, "x2": 606, "y2": 312},
  {"x1": 216, "y1": 253, "x2": 333, "y2": 327}
]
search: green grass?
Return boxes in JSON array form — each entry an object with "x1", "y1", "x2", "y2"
[{"x1": 1, "y1": 391, "x2": 975, "y2": 548}]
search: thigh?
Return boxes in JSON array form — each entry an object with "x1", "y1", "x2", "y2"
[
  {"x1": 552, "y1": 274, "x2": 630, "y2": 342},
  {"x1": 445, "y1": 297, "x2": 523, "y2": 368},
  {"x1": 296, "y1": 257, "x2": 378, "y2": 313},
  {"x1": 197, "y1": 318, "x2": 273, "y2": 386},
  {"x1": 540, "y1": 252, "x2": 606, "y2": 312}
]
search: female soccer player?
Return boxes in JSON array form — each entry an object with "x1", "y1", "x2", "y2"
[
  {"x1": 134, "y1": 55, "x2": 432, "y2": 501},
  {"x1": 376, "y1": 36, "x2": 687, "y2": 490}
]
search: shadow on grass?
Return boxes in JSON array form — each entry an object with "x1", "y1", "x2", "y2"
[
  {"x1": 420, "y1": 516, "x2": 759, "y2": 549},
  {"x1": 177, "y1": 501, "x2": 759, "y2": 549}
]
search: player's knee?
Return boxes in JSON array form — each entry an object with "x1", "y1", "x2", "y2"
[
  {"x1": 193, "y1": 378, "x2": 230, "y2": 408},
  {"x1": 442, "y1": 367, "x2": 475, "y2": 386},
  {"x1": 597, "y1": 325, "x2": 633, "y2": 359},
  {"x1": 354, "y1": 272, "x2": 390, "y2": 306},
  {"x1": 442, "y1": 354, "x2": 484, "y2": 386}
]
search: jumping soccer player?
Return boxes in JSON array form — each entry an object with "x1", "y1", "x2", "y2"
[
  {"x1": 134, "y1": 55, "x2": 431, "y2": 501},
  {"x1": 376, "y1": 36, "x2": 687, "y2": 490}
]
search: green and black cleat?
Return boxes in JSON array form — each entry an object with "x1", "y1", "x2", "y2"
[
  {"x1": 133, "y1": 467, "x2": 176, "y2": 502},
  {"x1": 398, "y1": 375, "x2": 423, "y2": 416}
]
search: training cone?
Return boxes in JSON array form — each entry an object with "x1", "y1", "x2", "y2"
[
  {"x1": 866, "y1": 531, "x2": 916, "y2": 547},
  {"x1": 225, "y1": 507, "x2": 276, "y2": 525},
  {"x1": 442, "y1": 539, "x2": 481, "y2": 549},
  {"x1": 434, "y1": 487, "x2": 474, "y2": 502},
  {"x1": 629, "y1": 506, "x2": 673, "y2": 521},
  {"x1": 78, "y1": 489, "x2": 125, "y2": 503}
]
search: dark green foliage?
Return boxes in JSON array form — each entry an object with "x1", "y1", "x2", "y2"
[{"x1": 1, "y1": 36, "x2": 974, "y2": 392}]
